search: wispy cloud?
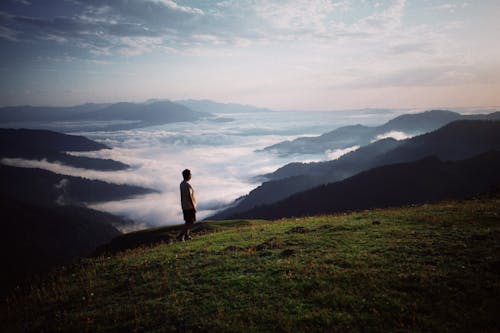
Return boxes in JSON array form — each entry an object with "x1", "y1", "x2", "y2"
[
  {"x1": 0, "y1": 25, "x2": 18, "y2": 41},
  {"x1": 0, "y1": 0, "x2": 204, "y2": 57},
  {"x1": 433, "y1": 3, "x2": 468, "y2": 13},
  {"x1": 1, "y1": 0, "x2": 499, "y2": 109},
  {"x1": 150, "y1": 0, "x2": 204, "y2": 15},
  {"x1": 325, "y1": 145, "x2": 360, "y2": 160},
  {"x1": 353, "y1": 0, "x2": 406, "y2": 34},
  {"x1": 372, "y1": 131, "x2": 414, "y2": 142},
  {"x1": 0, "y1": 0, "x2": 413, "y2": 57}
]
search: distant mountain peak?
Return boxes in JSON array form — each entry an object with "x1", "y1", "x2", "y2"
[
  {"x1": 176, "y1": 99, "x2": 273, "y2": 113},
  {"x1": 263, "y1": 109, "x2": 499, "y2": 156}
]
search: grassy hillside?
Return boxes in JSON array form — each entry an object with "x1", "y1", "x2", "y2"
[{"x1": 2, "y1": 197, "x2": 500, "y2": 332}]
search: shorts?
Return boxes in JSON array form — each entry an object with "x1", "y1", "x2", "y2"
[{"x1": 183, "y1": 209, "x2": 196, "y2": 224}]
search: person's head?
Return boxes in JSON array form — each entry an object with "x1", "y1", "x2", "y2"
[{"x1": 182, "y1": 169, "x2": 192, "y2": 181}]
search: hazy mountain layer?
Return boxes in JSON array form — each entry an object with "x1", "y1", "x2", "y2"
[
  {"x1": 0, "y1": 103, "x2": 111, "y2": 123},
  {"x1": 0, "y1": 101, "x2": 209, "y2": 131},
  {"x1": 228, "y1": 151, "x2": 500, "y2": 219},
  {"x1": 0, "y1": 128, "x2": 128, "y2": 171},
  {"x1": 0, "y1": 164, "x2": 155, "y2": 207},
  {"x1": 264, "y1": 110, "x2": 500, "y2": 156},
  {"x1": 176, "y1": 99, "x2": 273, "y2": 113},
  {"x1": 0, "y1": 129, "x2": 158, "y2": 296},
  {"x1": 210, "y1": 120, "x2": 500, "y2": 219}
]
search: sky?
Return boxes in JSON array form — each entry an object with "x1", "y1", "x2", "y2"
[{"x1": 1, "y1": 0, "x2": 500, "y2": 110}]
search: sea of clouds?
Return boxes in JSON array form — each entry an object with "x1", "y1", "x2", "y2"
[{"x1": 3, "y1": 110, "x2": 404, "y2": 229}]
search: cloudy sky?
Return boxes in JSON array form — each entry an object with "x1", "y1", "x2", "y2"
[{"x1": 1, "y1": 0, "x2": 499, "y2": 110}]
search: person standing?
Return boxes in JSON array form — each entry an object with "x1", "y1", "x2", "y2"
[{"x1": 178, "y1": 169, "x2": 196, "y2": 241}]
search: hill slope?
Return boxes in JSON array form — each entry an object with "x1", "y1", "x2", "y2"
[
  {"x1": 228, "y1": 151, "x2": 500, "y2": 219},
  {"x1": 264, "y1": 110, "x2": 500, "y2": 156},
  {"x1": 2, "y1": 198, "x2": 499, "y2": 332},
  {"x1": 0, "y1": 128, "x2": 129, "y2": 171},
  {"x1": 0, "y1": 196, "x2": 123, "y2": 296},
  {"x1": 0, "y1": 164, "x2": 154, "y2": 207},
  {"x1": 212, "y1": 120, "x2": 500, "y2": 219},
  {"x1": 0, "y1": 129, "x2": 156, "y2": 296}
]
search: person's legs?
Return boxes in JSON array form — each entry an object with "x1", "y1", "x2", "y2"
[
  {"x1": 184, "y1": 222, "x2": 193, "y2": 239},
  {"x1": 178, "y1": 209, "x2": 196, "y2": 241},
  {"x1": 176, "y1": 229, "x2": 185, "y2": 241}
]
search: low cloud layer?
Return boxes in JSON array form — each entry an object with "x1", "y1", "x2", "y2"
[
  {"x1": 325, "y1": 145, "x2": 360, "y2": 160},
  {"x1": 1, "y1": 147, "x2": 263, "y2": 225},
  {"x1": 1, "y1": 112, "x2": 336, "y2": 225},
  {"x1": 372, "y1": 130, "x2": 414, "y2": 142},
  {"x1": 1, "y1": 110, "x2": 403, "y2": 227}
]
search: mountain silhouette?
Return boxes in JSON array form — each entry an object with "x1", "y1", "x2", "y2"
[
  {"x1": 227, "y1": 151, "x2": 500, "y2": 220},
  {"x1": 0, "y1": 101, "x2": 209, "y2": 131},
  {"x1": 0, "y1": 128, "x2": 107, "y2": 151},
  {"x1": 176, "y1": 99, "x2": 272, "y2": 113},
  {"x1": 78, "y1": 101, "x2": 204, "y2": 123},
  {"x1": 0, "y1": 129, "x2": 156, "y2": 296},
  {"x1": 0, "y1": 128, "x2": 128, "y2": 171},
  {"x1": 0, "y1": 164, "x2": 155, "y2": 207},
  {"x1": 211, "y1": 120, "x2": 500, "y2": 219},
  {"x1": 0, "y1": 103, "x2": 110, "y2": 123},
  {"x1": 264, "y1": 110, "x2": 500, "y2": 156},
  {"x1": 378, "y1": 120, "x2": 500, "y2": 163}
]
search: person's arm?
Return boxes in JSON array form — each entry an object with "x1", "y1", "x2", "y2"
[{"x1": 189, "y1": 185, "x2": 197, "y2": 211}]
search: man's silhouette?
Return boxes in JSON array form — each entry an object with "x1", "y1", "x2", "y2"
[{"x1": 178, "y1": 169, "x2": 196, "y2": 241}]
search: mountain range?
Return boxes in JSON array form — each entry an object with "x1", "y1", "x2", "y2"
[
  {"x1": 263, "y1": 110, "x2": 500, "y2": 156},
  {"x1": 0, "y1": 99, "x2": 276, "y2": 133},
  {"x1": 0, "y1": 100, "x2": 211, "y2": 131},
  {"x1": 210, "y1": 119, "x2": 500, "y2": 219},
  {"x1": 223, "y1": 150, "x2": 500, "y2": 220},
  {"x1": 176, "y1": 99, "x2": 273, "y2": 113},
  {"x1": 0, "y1": 164, "x2": 154, "y2": 207},
  {"x1": 0, "y1": 129, "x2": 153, "y2": 207},
  {"x1": 0, "y1": 129, "x2": 156, "y2": 294},
  {"x1": 0, "y1": 128, "x2": 128, "y2": 170}
]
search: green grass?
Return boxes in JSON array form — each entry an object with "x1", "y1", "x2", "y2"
[{"x1": 2, "y1": 198, "x2": 500, "y2": 332}]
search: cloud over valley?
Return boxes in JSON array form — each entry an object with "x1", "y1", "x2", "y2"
[{"x1": 1, "y1": 110, "x2": 396, "y2": 226}]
